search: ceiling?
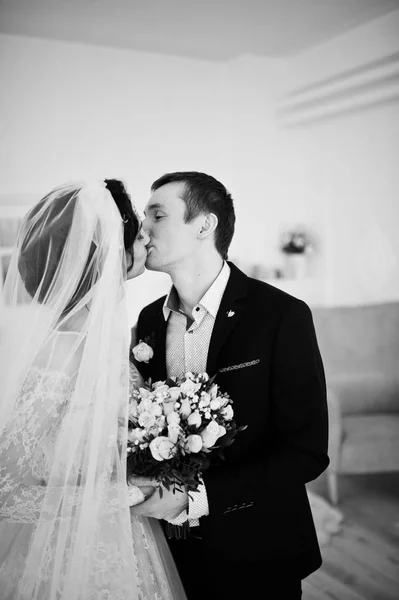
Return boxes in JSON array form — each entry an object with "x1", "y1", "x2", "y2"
[{"x1": 1, "y1": 0, "x2": 398, "y2": 61}]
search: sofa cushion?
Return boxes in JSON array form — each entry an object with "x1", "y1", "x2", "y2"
[{"x1": 340, "y1": 414, "x2": 399, "y2": 472}]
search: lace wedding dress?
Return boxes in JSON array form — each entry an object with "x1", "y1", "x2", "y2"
[{"x1": 0, "y1": 361, "x2": 186, "y2": 599}]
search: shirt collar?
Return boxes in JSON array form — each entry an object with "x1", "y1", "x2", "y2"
[
  {"x1": 162, "y1": 262, "x2": 231, "y2": 321},
  {"x1": 163, "y1": 286, "x2": 180, "y2": 320}
]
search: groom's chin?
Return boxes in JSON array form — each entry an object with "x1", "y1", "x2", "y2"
[{"x1": 145, "y1": 260, "x2": 160, "y2": 272}]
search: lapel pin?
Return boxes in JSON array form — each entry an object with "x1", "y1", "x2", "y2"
[{"x1": 227, "y1": 310, "x2": 235, "y2": 318}]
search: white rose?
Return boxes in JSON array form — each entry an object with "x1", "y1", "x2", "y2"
[
  {"x1": 209, "y1": 384, "x2": 218, "y2": 399},
  {"x1": 200, "y1": 430, "x2": 218, "y2": 449},
  {"x1": 220, "y1": 396, "x2": 230, "y2": 408},
  {"x1": 147, "y1": 424, "x2": 160, "y2": 437},
  {"x1": 210, "y1": 398, "x2": 222, "y2": 411},
  {"x1": 199, "y1": 398, "x2": 210, "y2": 409},
  {"x1": 153, "y1": 380, "x2": 166, "y2": 389},
  {"x1": 139, "y1": 397, "x2": 154, "y2": 413},
  {"x1": 221, "y1": 405, "x2": 234, "y2": 421},
  {"x1": 156, "y1": 415, "x2": 166, "y2": 428},
  {"x1": 218, "y1": 425, "x2": 227, "y2": 439},
  {"x1": 200, "y1": 421, "x2": 220, "y2": 449},
  {"x1": 132, "y1": 342, "x2": 154, "y2": 363},
  {"x1": 167, "y1": 422, "x2": 182, "y2": 443},
  {"x1": 206, "y1": 420, "x2": 220, "y2": 437},
  {"x1": 150, "y1": 403, "x2": 163, "y2": 417},
  {"x1": 138, "y1": 387, "x2": 151, "y2": 398},
  {"x1": 187, "y1": 411, "x2": 202, "y2": 428},
  {"x1": 167, "y1": 387, "x2": 181, "y2": 401},
  {"x1": 154, "y1": 384, "x2": 170, "y2": 400},
  {"x1": 128, "y1": 428, "x2": 146, "y2": 443},
  {"x1": 162, "y1": 399, "x2": 176, "y2": 416},
  {"x1": 138, "y1": 411, "x2": 156, "y2": 429},
  {"x1": 167, "y1": 411, "x2": 181, "y2": 425},
  {"x1": 180, "y1": 378, "x2": 197, "y2": 396},
  {"x1": 149, "y1": 437, "x2": 177, "y2": 461},
  {"x1": 185, "y1": 434, "x2": 203, "y2": 453},
  {"x1": 199, "y1": 392, "x2": 210, "y2": 406},
  {"x1": 179, "y1": 398, "x2": 192, "y2": 418}
]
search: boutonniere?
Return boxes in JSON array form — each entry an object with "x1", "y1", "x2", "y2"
[{"x1": 132, "y1": 333, "x2": 155, "y2": 364}]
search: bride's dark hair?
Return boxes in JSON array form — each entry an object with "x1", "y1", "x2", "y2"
[
  {"x1": 104, "y1": 179, "x2": 141, "y2": 273},
  {"x1": 18, "y1": 180, "x2": 140, "y2": 313}
]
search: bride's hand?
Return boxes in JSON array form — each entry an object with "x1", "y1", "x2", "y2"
[
  {"x1": 127, "y1": 476, "x2": 158, "y2": 503},
  {"x1": 139, "y1": 485, "x2": 156, "y2": 500},
  {"x1": 128, "y1": 475, "x2": 158, "y2": 488},
  {"x1": 129, "y1": 483, "x2": 189, "y2": 520}
]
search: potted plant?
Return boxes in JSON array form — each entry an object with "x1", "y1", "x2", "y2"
[{"x1": 280, "y1": 227, "x2": 314, "y2": 279}]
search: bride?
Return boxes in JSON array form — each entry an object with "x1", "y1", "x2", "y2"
[{"x1": 0, "y1": 180, "x2": 186, "y2": 599}]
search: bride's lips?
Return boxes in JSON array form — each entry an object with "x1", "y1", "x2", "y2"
[{"x1": 147, "y1": 246, "x2": 154, "y2": 255}]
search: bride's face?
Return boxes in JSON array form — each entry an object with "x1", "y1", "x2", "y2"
[{"x1": 127, "y1": 228, "x2": 150, "y2": 279}]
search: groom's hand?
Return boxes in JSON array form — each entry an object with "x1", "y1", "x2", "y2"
[{"x1": 129, "y1": 477, "x2": 188, "y2": 521}]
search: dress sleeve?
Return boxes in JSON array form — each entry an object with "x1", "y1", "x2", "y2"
[
  {"x1": 0, "y1": 369, "x2": 131, "y2": 523},
  {"x1": 0, "y1": 370, "x2": 76, "y2": 522}
]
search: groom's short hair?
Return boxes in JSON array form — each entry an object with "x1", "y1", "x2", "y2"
[{"x1": 151, "y1": 171, "x2": 235, "y2": 260}]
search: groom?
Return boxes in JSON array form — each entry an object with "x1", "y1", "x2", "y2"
[{"x1": 130, "y1": 172, "x2": 329, "y2": 599}]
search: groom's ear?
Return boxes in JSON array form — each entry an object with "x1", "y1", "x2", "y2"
[{"x1": 197, "y1": 213, "x2": 218, "y2": 239}]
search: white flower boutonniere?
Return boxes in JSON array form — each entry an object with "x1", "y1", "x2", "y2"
[{"x1": 132, "y1": 340, "x2": 154, "y2": 363}]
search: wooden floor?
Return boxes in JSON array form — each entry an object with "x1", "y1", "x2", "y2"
[{"x1": 304, "y1": 472, "x2": 399, "y2": 600}]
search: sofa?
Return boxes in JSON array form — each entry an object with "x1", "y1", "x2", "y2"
[{"x1": 311, "y1": 302, "x2": 399, "y2": 504}]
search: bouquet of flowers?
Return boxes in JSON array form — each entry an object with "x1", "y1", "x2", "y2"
[
  {"x1": 127, "y1": 371, "x2": 246, "y2": 535},
  {"x1": 280, "y1": 227, "x2": 313, "y2": 254}
]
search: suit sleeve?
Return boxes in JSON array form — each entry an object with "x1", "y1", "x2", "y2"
[
  {"x1": 132, "y1": 310, "x2": 151, "y2": 382},
  {"x1": 203, "y1": 300, "x2": 329, "y2": 516}
]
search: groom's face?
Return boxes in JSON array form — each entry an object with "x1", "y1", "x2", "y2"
[{"x1": 143, "y1": 182, "x2": 202, "y2": 273}]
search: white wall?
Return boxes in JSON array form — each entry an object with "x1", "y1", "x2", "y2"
[
  {"x1": 271, "y1": 8, "x2": 399, "y2": 307},
  {"x1": 1, "y1": 8, "x2": 398, "y2": 316},
  {"x1": 0, "y1": 34, "x2": 235, "y2": 201},
  {"x1": 0, "y1": 34, "x2": 281, "y2": 322},
  {"x1": 223, "y1": 56, "x2": 284, "y2": 276},
  {"x1": 0, "y1": 35, "x2": 227, "y2": 322}
]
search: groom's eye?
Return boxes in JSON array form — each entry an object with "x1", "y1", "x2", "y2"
[{"x1": 154, "y1": 213, "x2": 164, "y2": 220}]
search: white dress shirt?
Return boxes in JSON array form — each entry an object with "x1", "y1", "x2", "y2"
[{"x1": 164, "y1": 262, "x2": 231, "y2": 527}]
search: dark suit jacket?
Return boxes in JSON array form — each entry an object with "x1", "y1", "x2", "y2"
[{"x1": 135, "y1": 262, "x2": 329, "y2": 578}]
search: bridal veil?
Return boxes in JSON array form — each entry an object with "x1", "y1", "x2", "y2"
[{"x1": 0, "y1": 181, "x2": 141, "y2": 598}]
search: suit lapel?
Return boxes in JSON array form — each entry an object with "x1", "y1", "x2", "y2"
[
  {"x1": 206, "y1": 262, "x2": 249, "y2": 377},
  {"x1": 152, "y1": 311, "x2": 168, "y2": 381}
]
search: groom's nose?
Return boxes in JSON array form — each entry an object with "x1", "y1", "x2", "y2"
[
  {"x1": 142, "y1": 218, "x2": 151, "y2": 236},
  {"x1": 142, "y1": 229, "x2": 150, "y2": 246}
]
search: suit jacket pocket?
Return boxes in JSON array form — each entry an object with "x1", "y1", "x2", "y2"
[
  {"x1": 223, "y1": 500, "x2": 254, "y2": 515},
  {"x1": 218, "y1": 359, "x2": 260, "y2": 373}
]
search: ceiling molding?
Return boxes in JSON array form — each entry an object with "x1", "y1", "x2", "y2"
[{"x1": 276, "y1": 51, "x2": 399, "y2": 127}]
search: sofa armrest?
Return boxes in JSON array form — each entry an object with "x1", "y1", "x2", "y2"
[{"x1": 327, "y1": 388, "x2": 343, "y2": 471}]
